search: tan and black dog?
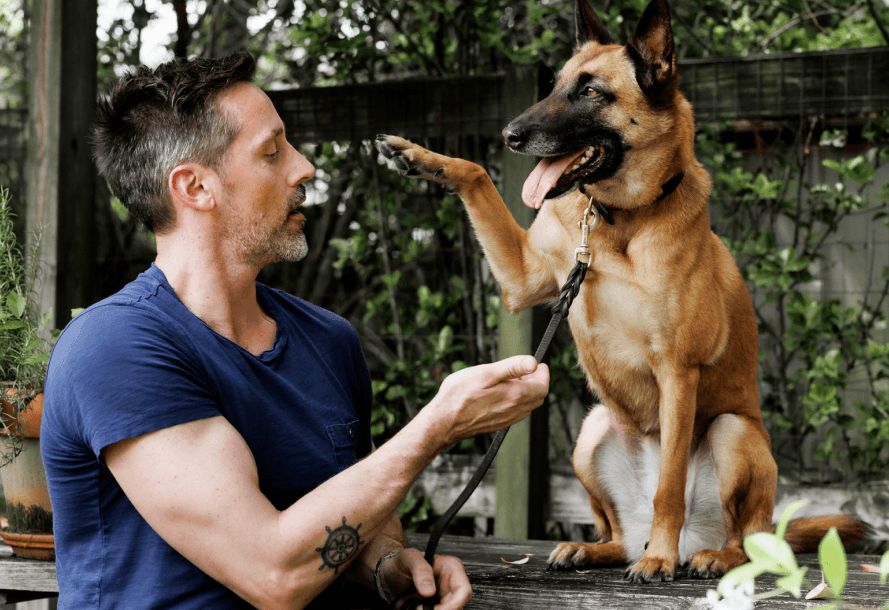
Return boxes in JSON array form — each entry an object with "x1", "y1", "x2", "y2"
[{"x1": 375, "y1": 0, "x2": 866, "y2": 583}]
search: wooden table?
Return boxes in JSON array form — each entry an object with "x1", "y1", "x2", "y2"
[
  {"x1": 0, "y1": 537, "x2": 885, "y2": 609},
  {"x1": 405, "y1": 534, "x2": 889, "y2": 609},
  {"x1": 0, "y1": 544, "x2": 57, "y2": 605}
]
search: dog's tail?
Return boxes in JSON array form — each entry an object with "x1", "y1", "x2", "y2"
[{"x1": 780, "y1": 515, "x2": 870, "y2": 553}]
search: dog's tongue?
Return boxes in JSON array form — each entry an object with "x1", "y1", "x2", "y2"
[{"x1": 522, "y1": 149, "x2": 586, "y2": 209}]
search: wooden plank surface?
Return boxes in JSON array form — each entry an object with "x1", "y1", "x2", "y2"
[
  {"x1": 406, "y1": 534, "x2": 888, "y2": 609},
  {"x1": 0, "y1": 535, "x2": 883, "y2": 608},
  {"x1": 0, "y1": 545, "x2": 58, "y2": 595}
]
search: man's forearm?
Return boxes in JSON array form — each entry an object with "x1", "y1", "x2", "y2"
[{"x1": 271, "y1": 405, "x2": 448, "y2": 603}]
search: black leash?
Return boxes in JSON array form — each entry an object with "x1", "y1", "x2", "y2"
[
  {"x1": 422, "y1": 260, "x2": 588, "y2": 566},
  {"x1": 400, "y1": 261, "x2": 588, "y2": 610},
  {"x1": 403, "y1": 172, "x2": 683, "y2": 609}
]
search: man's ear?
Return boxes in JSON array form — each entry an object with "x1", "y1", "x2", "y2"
[
  {"x1": 626, "y1": 0, "x2": 678, "y2": 104},
  {"x1": 169, "y1": 163, "x2": 217, "y2": 213}
]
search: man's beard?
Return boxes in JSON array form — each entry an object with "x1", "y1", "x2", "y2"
[{"x1": 229, "y1": 186, "x2": 309, "y2": 268}]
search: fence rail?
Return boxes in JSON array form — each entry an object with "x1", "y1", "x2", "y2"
[{"x1": 267, "y1": 47, "x2": 889, "y2": 145}]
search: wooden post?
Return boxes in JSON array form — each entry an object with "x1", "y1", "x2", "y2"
[
  {"x1": 26, "y1": 0, "x2": 98, "y2": 331},
  {"x1": 494, "y1": 65, "x2": 547, "y2": 540}
]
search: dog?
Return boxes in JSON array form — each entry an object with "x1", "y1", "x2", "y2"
[{"x1": 375, "y1": 0, "x2": 867, "y2": 583}]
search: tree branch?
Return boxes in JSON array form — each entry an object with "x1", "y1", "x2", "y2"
[{"x1": 865, "y1": 0, "x2": 889, "y2": 45}]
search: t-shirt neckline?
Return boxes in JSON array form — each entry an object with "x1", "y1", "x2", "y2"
[{"x1": 146, "y1": 263, "x2": 287, "y2": 362}]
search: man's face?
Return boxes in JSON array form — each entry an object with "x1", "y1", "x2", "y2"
[{"x1": 214, "y1": 83, "x2": 316, "y2": 268}]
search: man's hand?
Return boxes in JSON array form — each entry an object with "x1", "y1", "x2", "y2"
[
  {"x1": 427, "y1": 355, "x2": 549, "y2": 446},
  {"x1": 380, "y1": 548, "x2": 471, "y2": 610}
]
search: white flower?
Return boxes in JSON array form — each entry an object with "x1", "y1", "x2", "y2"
[{"x1": 704, "y1": 581, "x2": 755, "y2": 610}]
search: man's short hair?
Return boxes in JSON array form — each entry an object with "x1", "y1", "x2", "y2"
[{"x1": 93, "y1": 51, "x2": 257, "y2": 234}]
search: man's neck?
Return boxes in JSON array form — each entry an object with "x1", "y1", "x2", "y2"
[{"x1": 155, "y1": 237, "x2": 277, "y2": 356}]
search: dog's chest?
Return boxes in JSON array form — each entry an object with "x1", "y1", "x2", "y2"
[
  {"x1": 571, "y1": 270, "x2": 660, "y2": 371},
  {"x1": 563, "y1": 260, "x2": 667, "y2": 428}
]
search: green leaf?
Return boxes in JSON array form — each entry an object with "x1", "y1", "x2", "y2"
[
  {"x1": 775, "y1": 566, "x2": 808, "y2": 598},
  {"x1": 718, "y1": 561, "x2": 765, "y2": 596},
  {"x1": 776, "y1": 499, "x2": 810, "y2": 539},
  {"x1": 381, "y1": 271, "x2": 402, "y2": 288},
  {"x1": 385, "y1": 384, "x2": 408, "y2": 400},
  {"x1": 818, "y1": 528, "x2": 847, "y2": 596},
  {"x1": 23, "y1": 353, "x2": 50, "y2": 366},
  {"x1": 744, "y1": 532, "x2": 797, "y2": 573},
  {"x1": 6, "y1": 291, "x2": 26, "y2": 319},
  {"x1": 880, "y1": 549, "x2": 889, "y2": 586},
  {"x1": 437, "y1": 325, "x2": 454, "y2": 355},
  {"x1": 1, "y1": 320, "x2": 26, "y2": 330}
]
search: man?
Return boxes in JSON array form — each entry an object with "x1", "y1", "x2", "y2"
[{"x1": 41, "y1": 51, "x2": 549, "y2": 609}]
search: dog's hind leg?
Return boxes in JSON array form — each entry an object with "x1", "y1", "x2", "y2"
[
  {"x1": 686, "y1": 413, "x2": 777, "y2": 578},
  {"x1": 548, "y1": 406, "x2": 632, "y2": 570}
]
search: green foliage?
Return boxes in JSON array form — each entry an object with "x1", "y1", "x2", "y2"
[
  {"x1": 704, "y1": 115, "x2": 889, "y2": 481},
  {"x1": 4, "y1": 502, "x2": 53, "y2": 535},
  {"x1": 0, "y1": 188, "x2": 56, "y2": 465},
  {"x1": 714, "y1": 500, "x2": 889, "y2": 608}
]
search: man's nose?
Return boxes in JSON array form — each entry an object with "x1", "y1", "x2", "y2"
[{"x1": 290, "y1": 147, "x2": 315, "y2": 185}]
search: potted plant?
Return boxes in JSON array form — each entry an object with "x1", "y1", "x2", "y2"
[{"x1": 0, "y1": 186, "x2": 56, "y2": 560}]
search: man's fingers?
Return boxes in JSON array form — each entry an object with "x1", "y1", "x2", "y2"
[
  {"x1": 398, "y1": 548, "x2": 437, "y2": 598},
  {"x1": 486, "y1": 355, "x2": 539, "y2": 385}
]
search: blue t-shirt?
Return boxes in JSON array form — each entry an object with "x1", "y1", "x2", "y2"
[{"x1": 41, "y1": 264, "x2": 374, "y2": 609}]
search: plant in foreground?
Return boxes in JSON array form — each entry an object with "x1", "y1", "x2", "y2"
[{"x1": 706, "y1": 500, "x2": 889, "y2": 609}]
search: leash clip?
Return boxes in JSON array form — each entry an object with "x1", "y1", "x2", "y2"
[{"x1": 575, "y1": 199, "x2": 600, "y2": 263}]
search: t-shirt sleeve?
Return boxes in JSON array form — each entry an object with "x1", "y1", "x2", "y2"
[{"x1": 45, "y1": 303, "x2": 222, "y2": 460}]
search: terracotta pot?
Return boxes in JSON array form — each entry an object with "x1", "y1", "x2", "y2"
[
  {"x1": 0, "y1": 387, "x2": 54, "y2": 560},
  {"x1": 0, "y1": 386, "x2": 43, "y2": 439},
  {"x1": 0, "y1": 531, "x2": 54, "y2": 561}
]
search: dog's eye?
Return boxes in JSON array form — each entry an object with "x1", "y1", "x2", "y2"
[{"x1": 584, "y1": 87, "x2": 599, "y2": 97}]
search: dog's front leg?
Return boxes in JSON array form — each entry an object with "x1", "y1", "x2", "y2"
[
  {"x1": 624, "y1": 366, "x2": 700, "y2": 583},
  {"x1": 375, "y1": 135, "x2": 558, "y2": 312}
]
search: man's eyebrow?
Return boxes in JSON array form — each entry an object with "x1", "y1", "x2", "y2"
[{"x1": 257, "y1": 126, "x2": 285, "y2": 147}]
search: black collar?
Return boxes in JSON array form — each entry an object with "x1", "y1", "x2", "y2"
[{"x1": 583, "y1": 171, "x2": 685, "y2": 226}]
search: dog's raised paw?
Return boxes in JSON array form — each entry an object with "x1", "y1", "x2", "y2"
[{"x1": 373, "y1": 135, "x2": 450, "y2": 183}]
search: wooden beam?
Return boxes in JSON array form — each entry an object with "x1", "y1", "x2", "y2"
[
  {"x1": 494, "y1": 64, "x2": 543, "y2": 540},
  {"x1": 26, "y1": 0, "x2": 98, "y2": 331}
]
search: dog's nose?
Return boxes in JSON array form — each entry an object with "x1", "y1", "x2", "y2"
[{"x1": 502, "y1": 125, "x2": 525, "y2": 150}]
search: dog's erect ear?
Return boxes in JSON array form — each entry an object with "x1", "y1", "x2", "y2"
[
  {"x1": 626, "y1": 0, "x2": 678, "y2": 103},
  {"x1": 576, "y1": 0, "x2": 614, "y2": 47}
]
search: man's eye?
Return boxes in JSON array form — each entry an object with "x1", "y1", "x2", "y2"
[{"x1": 266, "y1": 150, "x2": 280, "y2": 160}]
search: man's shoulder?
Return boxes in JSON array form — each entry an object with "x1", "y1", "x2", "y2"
[
  {"x1": 259, "y1": 284, "x2": 356, "y2": 335},
  {"x1": 53, "y1": 267, "x2": 189, "y2": 361}
]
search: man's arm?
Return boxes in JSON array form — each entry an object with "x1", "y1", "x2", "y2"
[{"x1": 104, "y1": 355, "x2": 547, "y2": 610}]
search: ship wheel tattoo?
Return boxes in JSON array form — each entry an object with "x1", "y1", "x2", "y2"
[{"x1": 316, "y1": 517, "x2": 365, "y2": 573}]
